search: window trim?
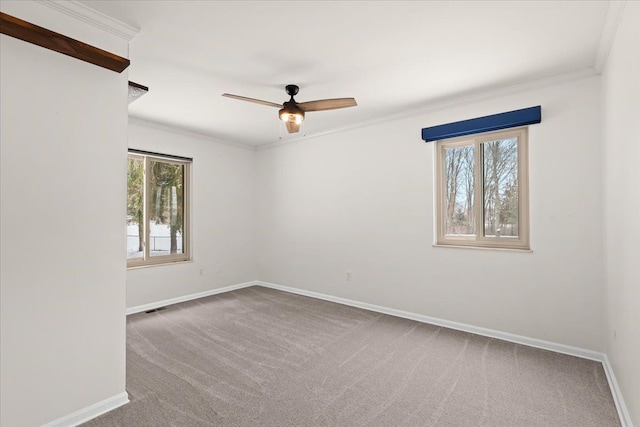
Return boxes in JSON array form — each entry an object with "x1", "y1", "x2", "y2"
[
  {"x1": 435, "y1": 127, "x2": 529, "y2": 250},
  {"x1": 127, "y1": 151, "x2": 191, "y2": 268}
]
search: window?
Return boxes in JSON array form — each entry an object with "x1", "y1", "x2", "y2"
[
  {"x1": 435, "y1": 127, "x2": 529, "y2": 250},
  {"x1": 127, "y1": 151, "x2": 191, "y2": 266}
]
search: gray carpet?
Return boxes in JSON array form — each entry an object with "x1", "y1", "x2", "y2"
[{"x1": 84, "y1": 286, "x2": 621, "y2": 426}]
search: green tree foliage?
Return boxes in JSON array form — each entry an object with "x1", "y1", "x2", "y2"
[
  {"x1": 149, "y1": 161, "x2": 184, "y2": 254},
  {"x1": 127, "y1": 158, "x2": 185, "y2": 255},
  {"x1": 127, "y1": 158, "x2": 144, "y2": 252}
]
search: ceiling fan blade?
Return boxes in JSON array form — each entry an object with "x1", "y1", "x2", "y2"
[
  {"x1": 297, "y1": 98, "x2": 357, "y2": 112},
  {"x1": 222, "y1": 93, "x2": 282, "y2": 108},
  {"x1": 285, "y1": 121, "x2": 301, "y2": 133}
]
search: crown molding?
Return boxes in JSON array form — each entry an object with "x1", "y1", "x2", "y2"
[
  {"x1": 257, "y1": 67, "x2": 599, "y2": 151},
  {"x1": 35, "y1": 0, "x2": 139, "y2": 41},
  {"x1": 129, "y1": 116, "x2": 257, "y2": 151},
  {"x1": 594, "y1": 1, "x2": 627, "y2": 73}
]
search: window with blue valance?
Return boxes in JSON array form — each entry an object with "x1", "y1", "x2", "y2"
[{"x1": 421, "y1": 106, "x2": 541, "y2": 142}]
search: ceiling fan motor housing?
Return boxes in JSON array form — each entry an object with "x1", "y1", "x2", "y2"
[{"x1": 279, "y1": 101, "x2": 305, "y2": 123}]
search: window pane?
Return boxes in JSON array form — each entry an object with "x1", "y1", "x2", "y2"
[
  {"x1": 483, "y1": 138, "x2": 519, "y2": 237},
  {"x1": 444, "y1": 144, "x2": 475, "y2": 236},
  {"x1": 149, "y1": 161, "x2": 185, "y2": 257},
  {"x1": 127, "y1": 157, "x2": 144, "y2": 259}
]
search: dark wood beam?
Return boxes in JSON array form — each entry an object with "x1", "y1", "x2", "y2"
[
  {"x1": 0, "y1": 12, "x2": 129, "y2": 73},
  {"x1": 128, "y1": 81, "x2": 149, "y2": 92},
  {"x1": 128, "y1": 81, "x2": 149, "y2": 104}
]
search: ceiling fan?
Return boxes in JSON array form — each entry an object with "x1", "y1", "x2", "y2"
[{"x1": 222, "y1": 85, "x2": 357, "y2": 133}]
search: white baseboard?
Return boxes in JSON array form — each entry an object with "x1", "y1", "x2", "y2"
[
  {"x1": 256, "y1": 281, "x2": 632, "y2": 427},
  {"x1": 256, "y1": 281, "x2": 603, "y2": 360},
  {"x1": 602, "y1": 354, "x2": 634, "y2": 427},
  {"x1": 42, "y1": 392, "x2": 129, "y2": 427},
  {"x1": 126, "y1": 281, "x2": 257, "y2": 315}
]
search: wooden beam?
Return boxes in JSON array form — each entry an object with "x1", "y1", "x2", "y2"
[
  {"x1": 128, "y1": 81, "x2": 149, "y2": 92},
  {"x1": 128, "y1": 81, "x2": 149, "y2": 104},
  {"x1": 0, "y1": 12, "x2": 129, "y2": 73}
]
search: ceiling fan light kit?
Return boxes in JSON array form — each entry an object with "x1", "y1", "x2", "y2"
[
  {"x1": 279, "y1": 107, "x2": 304, "y2": 124},
  {"x1": 222, "y1": 84, "x2": 357, "y2": 134}
]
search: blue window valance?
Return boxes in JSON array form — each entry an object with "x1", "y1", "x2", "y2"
[{"x1": 421, "y1": 106, "x2": 541, "y2": 142}]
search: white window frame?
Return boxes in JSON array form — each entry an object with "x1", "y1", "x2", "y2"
[
  {"x1": 127, "y1": 152, "x2": 191, "y2": 267},
  {"x1": 435, "y1": 127, "x2": 530, "y2": 250}
]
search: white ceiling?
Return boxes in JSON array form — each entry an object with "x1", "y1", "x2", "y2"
[{"x1": 80, "y1": 1, "x2": 611, "y2": 147}]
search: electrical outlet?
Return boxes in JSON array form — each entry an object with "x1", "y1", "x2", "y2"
[
  {"x1": 346, "y1": 271, "x2": 352, "y2": 281},
  {"x1": 199, "y1": 268, "x2": 203, "y2": 276},
  {"x1": 613, "y1": 329, "x2": 617, "y2": 341}
]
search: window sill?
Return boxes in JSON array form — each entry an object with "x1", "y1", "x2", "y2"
[
  {"x1": 127, "y1": 259, "x2": 193, "y2": 270},
  {"x1": 433, "y1": 244, "x2": 532, "y2": 253}
]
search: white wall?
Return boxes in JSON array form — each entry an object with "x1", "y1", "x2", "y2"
[
  {"x1": 1, "y1": 2, "x2": 633, "y2": 425},
  {"x1": 0, "y1": 5, "x2": 129, "y2": 427},
  {"x1": 126, "y1": 120, "x2": 256, "y2": 308},
  {"x1": 602, "y1": 2, "x2": 640, "y2": 425},
  {"x1": 257, "y1": 76, "x2": 604, "y2": 351}
]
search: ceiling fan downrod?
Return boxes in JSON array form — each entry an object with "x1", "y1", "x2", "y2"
[{"x1": 285, "y1": 84, "x2": 299, "y2": 101}]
